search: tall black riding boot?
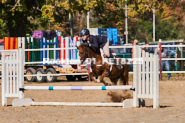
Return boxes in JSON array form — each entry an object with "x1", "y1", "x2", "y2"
[{"x1": 115, "y1": 65, "x2": 122, "y2": 70}]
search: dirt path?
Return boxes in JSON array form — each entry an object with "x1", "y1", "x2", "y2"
[{"x1": 1, "y1": 80, "x2": 185, "y2": 123}]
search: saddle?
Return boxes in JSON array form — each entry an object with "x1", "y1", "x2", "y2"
[{"x1": 107, "y1": 49, "x2": 122, "y2": 70}]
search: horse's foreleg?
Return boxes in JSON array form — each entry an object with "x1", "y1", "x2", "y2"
[
  {"x1": 98, "y1": 70, "x2": 109, "y2": 86},
  {"x1": 89, "y1": 72, "x2": 98, "y2": 83}
]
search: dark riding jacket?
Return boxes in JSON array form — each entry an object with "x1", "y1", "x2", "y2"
[{"x1": 83, "y1": 35, "x2": 108, "y2": 49}]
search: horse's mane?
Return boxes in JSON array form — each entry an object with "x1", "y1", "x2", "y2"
[{"x1": 79, "y1": 43, "x2": 100, "y2": 55}]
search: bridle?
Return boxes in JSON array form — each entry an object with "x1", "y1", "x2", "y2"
[{"x1": 82, "y1": 46, "x2": 100, "y2": 77}]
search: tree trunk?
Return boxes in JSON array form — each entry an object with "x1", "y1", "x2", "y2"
[{"x1": 7, "y1": 11, "x2": 27, "y2": 37}]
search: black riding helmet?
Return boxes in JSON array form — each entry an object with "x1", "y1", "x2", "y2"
[{"x1": 80, "y1": 28, "x2": 90, "y2": 37}]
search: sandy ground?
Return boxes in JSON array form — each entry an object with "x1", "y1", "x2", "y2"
[{"x1": 1, "y1": 78, "x2": 185, "y2": 123}]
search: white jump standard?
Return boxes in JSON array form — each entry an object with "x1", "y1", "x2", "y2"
[{"x1": 1, "y1": 45, "x2": 159, "y2": 108}]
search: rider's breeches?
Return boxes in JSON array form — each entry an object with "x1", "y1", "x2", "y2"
[{"x1": 103, "y1": 38, "x2": 110, "y2": 57}]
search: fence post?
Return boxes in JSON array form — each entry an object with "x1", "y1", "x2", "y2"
[
  {"x1": 18, "y1": 48, "x2": 24, "y2": 99},
  {"x1": 153, "y1": 54, "x2": 159, "y2": 108},
  {"x1": 1, "y1": 51, "x2": 7, "y2": 106},
  {"x1": 133, "y1": 45, "x2": 139, "y2": 107}
]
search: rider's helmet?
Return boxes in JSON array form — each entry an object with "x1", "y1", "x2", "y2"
[{"x1": 80, "y1": 28, "x2": 90, "y2": 37}]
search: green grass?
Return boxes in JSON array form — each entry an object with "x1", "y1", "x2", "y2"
[{"x1": 128, "y1": 73, "x2": 178, "y2": 81}]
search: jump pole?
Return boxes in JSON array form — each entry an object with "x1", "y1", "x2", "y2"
[
  {"x1": 30, "y1": 102, "x2": 127, "y2": 107},
  {"x1": 18, "y1": 85, "x2": 135, "y2": 108},
  {"x1": 20, "y1": 85, "x2": 135, "y2": 91}
]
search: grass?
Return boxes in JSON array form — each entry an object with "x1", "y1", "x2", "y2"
[{"x1": 128, "y1": 73, "x2": 180, "y2": 81}]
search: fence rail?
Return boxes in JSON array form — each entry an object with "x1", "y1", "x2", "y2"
[{"x1": 0, "y1": 42, "x2": 185, "y2": 79}]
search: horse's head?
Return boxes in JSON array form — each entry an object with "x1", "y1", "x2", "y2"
[{"x1": 77, "y1": 43, "x2": 89, "y2": 64}]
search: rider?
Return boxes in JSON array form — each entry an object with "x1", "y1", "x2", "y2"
[
  {"x1": 80, "y1": 28, "x2": 110, "y2": 58},
  {"x1": 80, "y1": 28, "x2": 121, "y2": 70}
]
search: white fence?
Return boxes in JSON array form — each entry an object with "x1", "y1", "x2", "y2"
[
  {"x1": 1, "y1": 49, "x2": 24, "y2": 105},
  {"x1": 1, "y1": 45, "x2": 159, "y2": 108},
  {"x1": 0, "y1": 42, "x2": 184, "y2": 77}
]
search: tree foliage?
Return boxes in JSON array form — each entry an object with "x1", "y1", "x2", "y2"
[
  {"x1": 0, "y1": 0, "x2": 185, "y2": 42},
  {"x1": 0, "y1": 0, "x2": 45, "y2": 37}
]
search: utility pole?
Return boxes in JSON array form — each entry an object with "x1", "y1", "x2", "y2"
[
  {"x1": 125, "y1": 0, "x2": 128, "y2": 44},
  {"x1": 144, "y1": 5, "x2": 155, "y2": 42},
  {"x1": 87, "y1": 0, "x2": 89, "y2": 29},
  {"x1": 153, "y1": 8, "x2": 155, "y2": 42},
  {"x1": 69, "y1": 0, "x2": 74, "y2": 38},
  {"x1": 46, "y1": 0, "x2": 50, "y2": 31},
  {"x1": 69, "y1": 13, "x2": 74, "y2": 38}
]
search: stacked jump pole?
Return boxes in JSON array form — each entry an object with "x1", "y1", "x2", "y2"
[{"x1": 1, "y1": 45, "x2": 159, "y2": 108}]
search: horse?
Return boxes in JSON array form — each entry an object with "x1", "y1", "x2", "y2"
[{"x1": 77, "y1": 43, "x2": 129, "y2": 86}]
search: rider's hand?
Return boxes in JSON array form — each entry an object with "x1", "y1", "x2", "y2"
[{"x1": 85, "y1": 43, "x2": 89, "y2": 47}]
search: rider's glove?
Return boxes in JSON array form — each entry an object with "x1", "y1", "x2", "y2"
[{"x1": 85, "y1": 43, "x2": 89, "y2": 47}]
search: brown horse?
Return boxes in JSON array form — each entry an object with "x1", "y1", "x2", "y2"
[{"x1": 77, "y1": 43, "x2": 129, "y2": 86}]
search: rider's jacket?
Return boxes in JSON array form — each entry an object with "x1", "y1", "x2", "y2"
[{"x1": 83, "y1": 35, "x2": 107, "y2": 49}]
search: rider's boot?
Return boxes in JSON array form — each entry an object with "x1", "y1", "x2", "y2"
[{"x1": 115, "y1": 64, "x2": 122, "y2": 70}]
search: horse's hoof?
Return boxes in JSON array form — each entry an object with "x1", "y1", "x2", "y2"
[{"x1": 96, "y1": 79, "x2": 100, "y2": 83}]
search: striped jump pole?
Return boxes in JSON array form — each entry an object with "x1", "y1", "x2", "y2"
[{"x1": 20, "y1": 85, "x2": 135, "y2": 91}]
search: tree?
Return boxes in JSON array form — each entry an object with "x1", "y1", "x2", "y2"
[
  {"x1": 41, "y1": 0, "x2": 88, "y2": 37},
  {"x1": 0, "y1": 0, "x2": 45, "y2": 37}
]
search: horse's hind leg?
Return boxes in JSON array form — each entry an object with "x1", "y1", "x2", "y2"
[
  {"x1": 110, "y1": 77, "x2": 119, "y2": 85},
  {"x1": 122, "y1": 65, "x2": 129, "y2": 85},
  {"x1": 118, "y1": 65, "x2": 129, "y2": 85}
]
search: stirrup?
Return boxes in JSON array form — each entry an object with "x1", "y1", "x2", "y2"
[{"x1": 115, "y1": 65, "x2": 122, "y2": 70}]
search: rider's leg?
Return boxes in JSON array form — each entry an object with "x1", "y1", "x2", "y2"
[
  {"x1": 103, "y1": 39, "x2": 110, "y2": 58},
  {"x1": 100, "y1": 48, "x2": 104, "y2": 59},
  {"x1": 102, "y1": 39, "x2": 121, "y2": 70}
]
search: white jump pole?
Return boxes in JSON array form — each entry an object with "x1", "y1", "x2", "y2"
[
  {"x1": 20, "y1": 85, "x2": 134, "y2": 91},
  {"x1": 30, "y1": 102, "x2": 125, "y2": 107}
]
